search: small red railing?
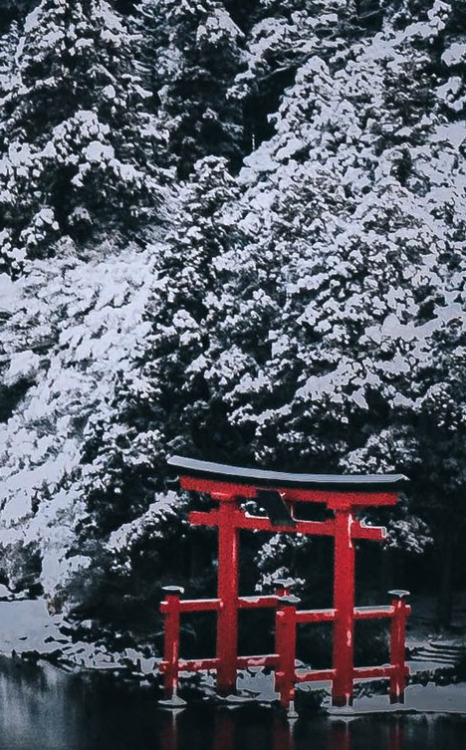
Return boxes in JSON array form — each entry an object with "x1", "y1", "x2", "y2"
[{"x1": 159, "y1": 585, "x2": 410, "y2": 709}]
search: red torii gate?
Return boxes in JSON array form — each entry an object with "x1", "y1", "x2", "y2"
[{"x1": 160, "y1": 455, "x2": 410, "y2": 710}]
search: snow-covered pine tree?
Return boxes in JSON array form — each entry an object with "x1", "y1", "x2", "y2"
[
  {"x1": 229, "y1": 0, "x2": 354, "y2": 152},
  {"x1": 140, "y1": 0, "x2": 246, "y2": 176},
  {"x1": 0, "y1": 1, "x2": 39, "y2": 31},
  {"x1": 62, "y1": 156, "x2": 244, "y2": 627},
  {"x1": 0, "y1": 0, "x2": 168, "y2": 276},
  {"x1": 0, "y1": 242, "x2": 168, "y2": 613},
  {"x1": 56, "y1": 0, "x2": 466, "y2": 623}
]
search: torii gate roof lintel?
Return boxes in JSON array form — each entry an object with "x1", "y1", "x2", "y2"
[{"x1": 168, "y1": 455, "x2": 408, "y2": 508}]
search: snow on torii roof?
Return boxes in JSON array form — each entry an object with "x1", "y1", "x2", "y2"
[{"x1": 167, "y1": 455, "x2": 408, "y2": 494}]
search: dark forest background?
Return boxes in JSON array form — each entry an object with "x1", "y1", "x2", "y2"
[{"x1": 0, "y1": 0, "x2": 465, "y2": 656}]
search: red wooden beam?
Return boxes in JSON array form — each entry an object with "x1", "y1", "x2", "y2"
[
  {"x1": 160, "y1": 657, "x2": 220, "y2": 672},
  {"x1": 161, "y1": 655, "x2": 282, "y2": 672},
  {"x1": 354, "y1": 605, "x2": 394, "y2": 620},
  {"x1": 161, "y1": 598, "x2": 221, "y2": 613},
  {"x1": 237, "y1": 595, "x2": 278, "y2": 609},
  {"x1": 189, "y1": 509, "x2": 335, "y2": 535},
  {"x1": 189, "y1": 509, "x2": 385, "y2": 540},
  {"x1": 354, "y1": 523, "x2": 386, "y2": 541},
  {"x1": 295, "y1": 608, "x2": 336, "y2": 623},
  {"x1": 179, "y1": 475, "x2": 399, "y2": 507},
  {"x1": 236, "y1": 654, "x2": 279, "y2": 668},
  {"x1": 295, "y1": 669, "x2": 336, "y2": 683},
  {"x1": 354, "y1": 665, "x2": 396, "y2": 679}
]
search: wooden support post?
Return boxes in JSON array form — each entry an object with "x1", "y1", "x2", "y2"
[
  {"x1": 275, "y1": 595, "x2": 299, "y2": 712},
  {"x1": 216, "y1": 497, "x2": 240, "y2": 695},
  {"x1": 389, "y1": 589, "x2": 410, "y2": 703},
  {"x1": 332, "y1": 508, "x2": 355, "y2": 707},
  {"x1": 161, "y1": 586, "x2": 184, "y2": 699},
  {"x1": 274, "y1": 579, "x2": 295, "y2": 696}
]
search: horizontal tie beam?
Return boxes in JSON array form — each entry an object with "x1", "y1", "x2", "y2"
[{"x1": 189, "y1": 510, "x2": 385, "y2": 540}]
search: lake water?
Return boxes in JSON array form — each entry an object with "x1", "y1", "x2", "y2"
[{"x1": 0, "y1": 656, "x2": 465, "y2": 750}]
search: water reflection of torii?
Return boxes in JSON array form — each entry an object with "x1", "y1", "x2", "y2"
[
  {"x1": 161, "y1": 456, "x2": 410, "y2": 711},
  {"x1": 159, "y1": 709, "x2": 405, "y2": 750}
]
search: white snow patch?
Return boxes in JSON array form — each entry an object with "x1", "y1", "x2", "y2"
[
  {"x1": 441, "y1": 42, "x2": 466, "y2": 67},
  {"x1": 3, "y1": 351, "x2": 41, "y2": 387},
  {"x1": 432, "y1": 123, "x2": 466, "y2": 149}
]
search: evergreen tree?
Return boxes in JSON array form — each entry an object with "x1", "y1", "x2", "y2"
[
  {"x1": 64, "y1": 157, "x2": 243, "y2": 626},
  {"x1": 201, "y1": 0, "x2": 466, "y2": 608},
  {"x1": 140, "y1": 0, "x2": 245, "y2": 176},
  {"x1": 0, "y1": 242, "x2": 162, "y2": 610},
  {"x1": 0, "y1": 0, "x2": 168, "y2": 275},
  {"x1": 0, "y1": 1, "x2": 39, "y2": 32}
]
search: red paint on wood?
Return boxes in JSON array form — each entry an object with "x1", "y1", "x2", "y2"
[
  {"x1": 236, "y1": 654, "x2": 279, "y2": 668},
  {"x1": 390, "y1": 595, "x2": 410, "y2": 703},
  {"x1": 354, "y1": 605, "x2": 394, "y2": 619},
  {"x1": 180, "y1": 475, "x2": 398, "y2": 506},
  {"x1": 216, "y1": 499, "x2": 240, "y2": 695},
  {"x1": 237, "y1": 595, "x2": 278, "y2": 609},
  {"x1": 332, "y1": 509, "x2": 355, "y2": 707},
  {"x1": 162, "y1": 591, "x2": 181, "y2": 697},
  {"x1": 353, "y1": 665, "x2": 395, "y2": 679},
  {"x1": 178, "y1": 657, "x2": 219, "y2": 671},
  {"x1": 178, "y1": 598, "x2": 221, "y2": 612},
  {"x1": 159, "y1": 466, "x2": 410, "y2": 707},
  {"x1": 189, "y1": 509, "x2": 385, "y2": 540},
  {"x1": 295, "y1": 668, "x2": 336, "y2": 683},
  {"x1": 275, "y1": 597, "x2": 298, "y2": 708},
  {"x1": 296, "y1": 608, "x2": 336, "y2": 623}
]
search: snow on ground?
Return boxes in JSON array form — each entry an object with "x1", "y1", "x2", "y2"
[
  {"x1": 407, "y1": 592, "x2": 466, "y2": 650},
  {"x1": 0, "y1": 598, "x2": 158, "y2": 676},
  {"x1": 234, "y1": 663, "x2": 466, "y2": 713},
  {"x1": 0, "y1": 598, "x2": 72, "y2": 656},
  {"x1": 326, "y1": 683, "x2": 466, "y2": 715}
]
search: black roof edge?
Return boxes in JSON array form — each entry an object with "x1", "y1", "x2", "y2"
[{"x1": 167, "y1": 455, "x2": 408, "y2": 492}]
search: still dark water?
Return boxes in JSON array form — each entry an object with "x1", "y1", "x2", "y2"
[{"x1": 0, "y1": 656, "x2": 465, "y2": 750}]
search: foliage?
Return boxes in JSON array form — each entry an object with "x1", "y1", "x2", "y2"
[
  {"x1": 139, "y1": 0, "x2": 246, "y2": 176},
  {"x1": 0, "y1": 0, "x2": 465, "y2": 636},
  {"x1": 0, "y1": 0, "x2": 168, "y2": 275}
]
